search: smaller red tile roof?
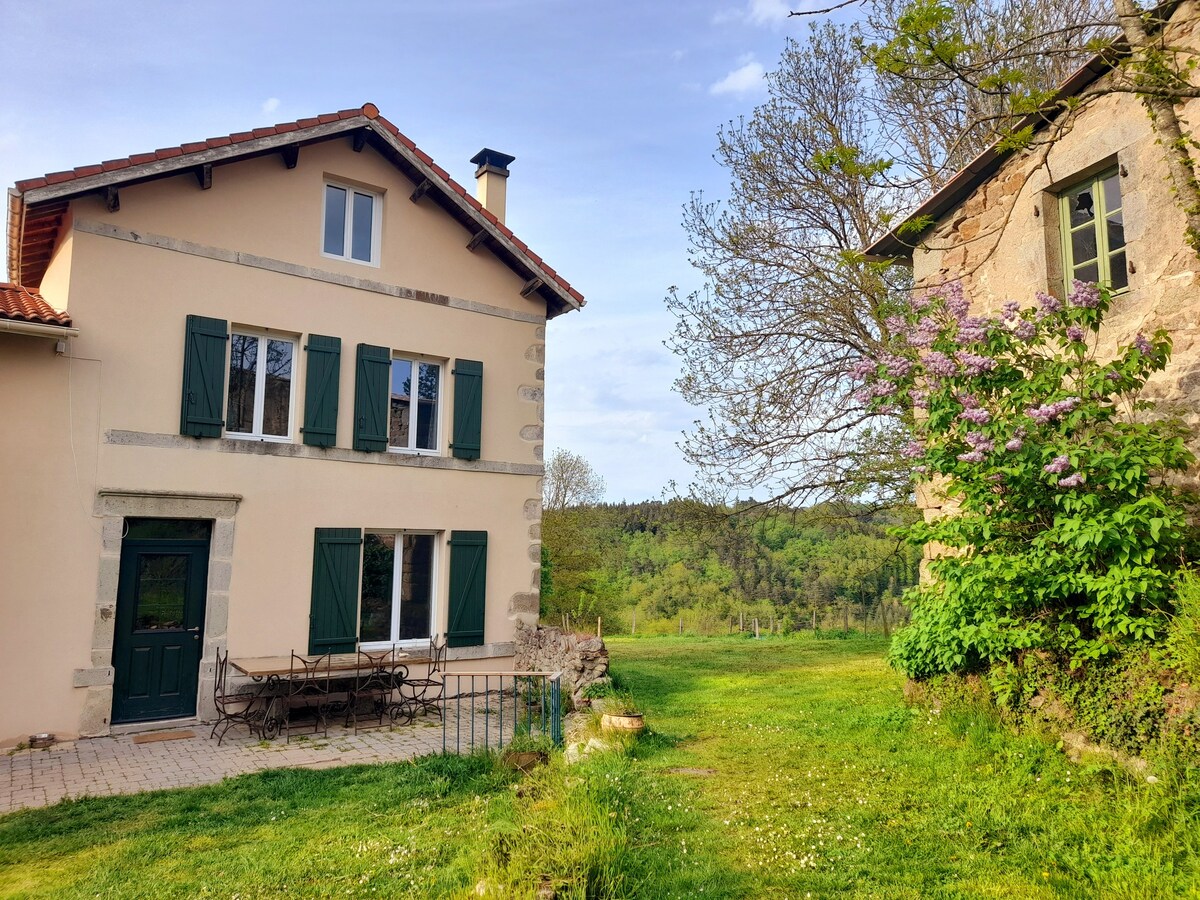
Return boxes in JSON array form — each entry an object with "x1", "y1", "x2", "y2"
[{"x1": 0, "y1": 283, "x2": 71, "y2": 326}]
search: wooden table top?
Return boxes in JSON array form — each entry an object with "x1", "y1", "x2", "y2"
[{"x1": 230, "y1": 653, "x2": 431, "y2": 678}]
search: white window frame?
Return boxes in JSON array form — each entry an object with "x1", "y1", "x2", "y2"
[
  {"x1": 387, "y1": 354, "x2": 444, "y2": 456},
  {"x1": 358, "y1": 530, "x2": 441, "y2": 651},
  {"x1": 321, "y1": 180, "x2": 383, "y2": 267},
  {"x1": 224, "y1": 328, "x2": 297, "y2": 443}
]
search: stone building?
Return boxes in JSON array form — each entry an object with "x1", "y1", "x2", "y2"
[{"x1": 866, "y1": 1, "x2": 1200, "y2": 521}]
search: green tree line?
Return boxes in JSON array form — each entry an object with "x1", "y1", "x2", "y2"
[{"x1": 541, "y1": 501, "x2": 922, "y2": 636}]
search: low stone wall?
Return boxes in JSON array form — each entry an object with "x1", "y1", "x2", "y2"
[{"x1": 513, "y1": 623, "x2": 609, "y2": 702}]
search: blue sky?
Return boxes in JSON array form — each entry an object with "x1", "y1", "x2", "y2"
[{"x1": 0, "y1": 0, "x2": 820, "y2": 501}]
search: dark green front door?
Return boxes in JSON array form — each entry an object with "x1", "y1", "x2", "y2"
[{"x1": 112, "y1": 521, "x2": 211, "y2": 724}]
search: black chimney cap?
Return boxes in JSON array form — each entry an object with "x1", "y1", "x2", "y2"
[{"x1": 470, "y1": 148, "x2": 516, "y2": 173}]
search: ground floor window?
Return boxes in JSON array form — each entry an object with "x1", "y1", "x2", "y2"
[{"x1": 359, "y1": 532, "x2": 436, "y2": 645}]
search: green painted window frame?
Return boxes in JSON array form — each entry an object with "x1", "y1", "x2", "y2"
[{"x1": 1058, "y1": 168, "x2": 1128, "y2": 296}]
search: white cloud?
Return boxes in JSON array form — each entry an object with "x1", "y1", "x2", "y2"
[
  {"x1": 261, "y1": 97, "x2": 280, "y2": 115},
  {"x1": 712, "y1": 0, "x2": 794, "y2": 28},
  {"x1": 670, "y1": 49, "x2": 686, "y2": 62},
  {"x1": 709, "y1": 59, "x2": 766, "y2": 97},
  {"x1": 747, "y1": 0, "x2": 792, "y2": 25}
]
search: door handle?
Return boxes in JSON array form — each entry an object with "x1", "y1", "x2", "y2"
[{"x1": 186, "y1": 627, "x2": 201, "y2": 633}]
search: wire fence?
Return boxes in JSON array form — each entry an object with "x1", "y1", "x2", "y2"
[{"x1": 441, "y1": 671, "x2": 563, "y2": 754}]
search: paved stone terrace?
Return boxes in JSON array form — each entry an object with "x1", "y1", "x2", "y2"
[{"x1": 0, "y1": 719, "x2": 457, "y2": 815}]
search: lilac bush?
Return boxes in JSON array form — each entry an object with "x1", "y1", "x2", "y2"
[{"x1": 856, "y1": 281, "x2": 1197, "y2": 677}]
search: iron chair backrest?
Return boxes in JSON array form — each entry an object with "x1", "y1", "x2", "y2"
[
  {"x1": 428, "y1": 635, "x2": 447, "y2": 674},
  {"x1": 214, "y1": 646, "x2": 232, "y2": 698},
  {"x1": 289, "y1": 651, "x2": 332, "y2": 697}
]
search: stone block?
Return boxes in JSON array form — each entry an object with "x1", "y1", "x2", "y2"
[{"x1": 72, "y1": 666, "x2": 114, "y2": 687}]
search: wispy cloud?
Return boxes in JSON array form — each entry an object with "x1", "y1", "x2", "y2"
[
  {"x1": 709, "y1": 57, "x2": 766, "y2": 97},
  {"x1": 711, "y1": 0, "x2": 794, "y2": 28},
  {"x1": 747, "y1": 0, "x2": 793, "y2": 25},
  {"x1": 261, "y1": 97, "x2": 280, "y2": 115}
]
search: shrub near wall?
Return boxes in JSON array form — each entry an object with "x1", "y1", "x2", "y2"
[{"x1": 856, "y1": 281, "x2": 1198, "y2": 677}]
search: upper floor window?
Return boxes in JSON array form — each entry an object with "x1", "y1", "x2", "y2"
[
  {"x1": 389, "y1": 357, "x2": 441, "y2": 453},
  {"x1": 323, "y1": 182, "x2": 380, "y2": 265},
  {"x1": 1059, "y1": 170, "x2": 1127, "y2": 294},
  {"x1": 226, "y1": 331, "x2": 295, "y2": 441}
]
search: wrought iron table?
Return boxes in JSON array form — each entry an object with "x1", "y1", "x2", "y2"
[{"x1": 228, "y1": 652, "x2": 431, "y2": 740}]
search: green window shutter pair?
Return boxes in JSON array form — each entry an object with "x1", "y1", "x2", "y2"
[
  {"x1": 308, "y1": 528, "x2": 362, "y2": 654},
  {"x1": 180, "y1": 316, "x2": 342, "y2": 445},
  {"x1": 447, "y1": 530, "x2": 488, "y2": 648},
  {"x1": 350, "y1": 349, "x2": 484, "y2": 458},
  {"x1": 309, "y1": 528, "x2": 488, "y2": 652}
]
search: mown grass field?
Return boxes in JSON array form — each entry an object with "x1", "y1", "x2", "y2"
[{"x1": 2, "y1": 635, "x2": 1198, "y2": 898}]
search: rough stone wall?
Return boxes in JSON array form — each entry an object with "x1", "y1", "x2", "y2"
[
  {"x1": 910, "y1": 0, "x2": 1200, "y2": 540},
  {"x1": 513, "y1": 622, "x2": 609, "y2": 702}
]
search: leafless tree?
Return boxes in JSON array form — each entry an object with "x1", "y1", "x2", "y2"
[{"x1": 543, "y1": 449, "x2": 606, "y2": 511}]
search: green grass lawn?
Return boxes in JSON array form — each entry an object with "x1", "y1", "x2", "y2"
[{"x1": 2, "y1": 635, "x2": 1198, "y2": 898}]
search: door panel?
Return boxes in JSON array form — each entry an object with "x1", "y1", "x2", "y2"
[{"x1": 112, "y1": 527, "x2": 210, "y2": 724}]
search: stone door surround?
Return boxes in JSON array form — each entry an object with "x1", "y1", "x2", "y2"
[{"x1": 77, "y1": 489, "x2": 240, "y2": 737}]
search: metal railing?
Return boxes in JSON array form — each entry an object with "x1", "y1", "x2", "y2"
[{"x1": 441, "y1": 671, "x2": 563, "y2": 753}]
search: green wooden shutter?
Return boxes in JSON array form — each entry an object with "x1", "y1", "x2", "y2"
[
  {"x1": 451, "y1": 359, "x2": 483, "y2": 460},
  {"x1": 303, "y1": 335, "x2": 341, "y2": 447},
  {"x1": 447, "y1": 530, "x2": 487, "y2": 648},
  {"x1": 180, "y1": 315, "x2": 228, "y2": 437},
  {"x1": 354, "y1": 343, "x2": 390, "y2": 452},
  {"x1": 309, "y1": 527, "x2": 362, "y2": 654}
]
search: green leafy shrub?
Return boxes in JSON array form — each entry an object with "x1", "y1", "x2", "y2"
[{"x1": 856, "y1": 281, "x2": 1199, "y2": 676}]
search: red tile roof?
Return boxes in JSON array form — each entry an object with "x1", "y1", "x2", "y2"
[
  {"x1": 0, "y1": 283, "x2": 71, "y2": 326},
  {"x1": 9, "y1": 103, "x2": 584, "y2": 312}
]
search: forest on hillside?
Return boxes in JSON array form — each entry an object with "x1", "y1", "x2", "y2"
[{"x1": 540, "y1": 501, "x2": 922, "y2": 637}]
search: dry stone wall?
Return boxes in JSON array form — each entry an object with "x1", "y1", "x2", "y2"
[{"x1": 513, "y1": 622, "x2": 609, "y2": 703}]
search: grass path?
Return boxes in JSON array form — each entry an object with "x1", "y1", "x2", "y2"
[
  {"x1": 615, "y1": 634, "x2": 1200, "y2": 899},
  {"x1": 1, "y1": 635, "x2": 1197, "y2": 898}
]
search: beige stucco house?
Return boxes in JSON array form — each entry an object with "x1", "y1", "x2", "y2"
[
  {"x1": 867, "y1": 2, "x2": 1200, "y2": 519},
  {"x1": 0, "y1": 103, "x2": 583, "y2": 745}
]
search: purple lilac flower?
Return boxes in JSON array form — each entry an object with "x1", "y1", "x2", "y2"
[
  {"x1": 988, "y1": 473, "x2": 1005, "y2": 483},
  {"x1": 1068, "y1": 280, "x2": 1101, "y2": 308},
  {"x1": 1002, "y1": 300, "x2": 1021, "y2": 320},
  {"x1": 1005, "y1": 437, "x2": 1024, "y2": 452},
  {"x1": 1043, "y1": 455, "x2": 1070, "y2": 475},
  {"x1": 964, "y1": 432, "x2": 995, "y2": 452},
  {"x1": 884, "y1": 315, "x2": 908, "y2": 335},
  {"x1": 1013, "y1": 319, "x2": 1037, "y2": 342},
  {"x1": 1036, "y1": 291, "x2": 1062, "y2": 315},
  {"x1": 1106, "y1": 371, "x2": 1121, "y2": 382},
  {"x1": 880, "y1": 353, "x2": 913, "y2": 379},
  {"x1": 909, "y1": 389, "x2": 929, "y2": 409},
  {"x1": 1066, "y1": 325, "x2": 1085, "y2": 343},
  {"x1": 955, "y1": 317, "x2": 988, "y2": 344},
  {"x1": 910, "y1": 293, "x2": 932, "y2": 311},
  {"x1": 957, "y1": 450, "x2": 986, "y2": 463},
  {"x1": 1057, "y1": 472, "x2": 1085, "y2": 488},
  {"x1": 959, "y1": 407, "x2": 992, "y2": 425},
  {"x1": 907, "y1": 316, "x2": 941, "y2": 347},
  {"x1": 923, "y1": 351, "x2": 957, "y2": 377},
  {"x1": 871, "y1": 380, "x2": 896, "y2": 398},
  {"x1": 850, "y1": 358, "x2": 876, "y2": 380},
  {"x1": 955, "y1": 351, "x2": 997, "y2": 376},
  {"x1": 914, "y1": 465, "x2": 928, "y2": 474},
  {"x1": 1027, "y1": 397, "x2": 1080, "y2": 423},
  {"x1": 901, "y1": 441, "x2": 925, "y2": 459},
  {"x1": 941, "y1": 282, "x2": 968, "y2": 320},
  {"x1": 1133, "y1": 333, "x2": 1153, "y2": 355}
]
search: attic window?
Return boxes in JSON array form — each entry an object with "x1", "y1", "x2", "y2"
[
  {"x1": 1058, "y1": 170, "x2": 1127, "y2": 294},
  {"x1": 323, "y1": 182, "x2": 381, "y2": 265}
]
